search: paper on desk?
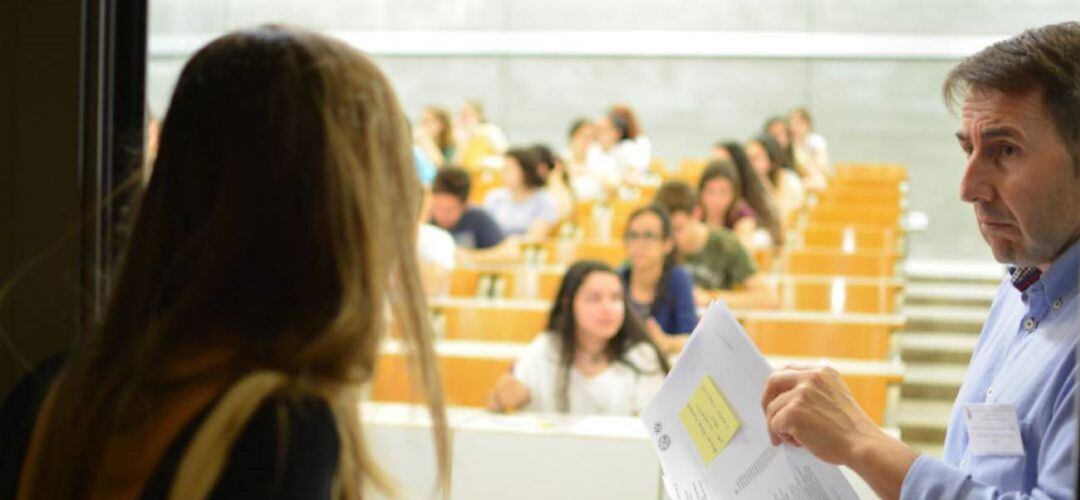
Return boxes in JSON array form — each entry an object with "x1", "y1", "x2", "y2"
[{"x1": 641, "y1": 302, "x2": 859, "y2": 500}]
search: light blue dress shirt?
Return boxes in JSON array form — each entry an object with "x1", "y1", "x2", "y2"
[{"x1": 901, "y1": 240, "x2": 1079, "y2": 499}]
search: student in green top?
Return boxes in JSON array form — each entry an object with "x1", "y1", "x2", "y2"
[{"x1": 653, "y1": 181, "x2": 779, "y2": 309}]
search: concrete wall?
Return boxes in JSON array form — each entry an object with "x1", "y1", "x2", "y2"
[{"x1": 146, "y1": 0, "x2": 1080, "y2": 261}]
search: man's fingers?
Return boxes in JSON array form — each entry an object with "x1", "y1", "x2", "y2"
[{"x1": 762, "y1": 368, "x2": 812, "y2": 410}]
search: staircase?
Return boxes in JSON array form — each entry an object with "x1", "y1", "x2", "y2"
[{"x1": 897, "y1": 260, "x2": 1005, "y2": 457}]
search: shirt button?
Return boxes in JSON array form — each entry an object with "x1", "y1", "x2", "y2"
[
  {"x1": 1053, "y1": 299, "x2": 1063, "y2": 310},
  {"x1": 1023, "y1": 317, "x2": 1037, "y2": 330}
]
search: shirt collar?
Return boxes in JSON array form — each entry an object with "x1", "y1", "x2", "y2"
[
  {"x1": 1040, "y1": 239, "x2": 1080, "y2": 303},
  {"x1": 1010, "y1": 239, "x2": 1080, "y2": 299}
]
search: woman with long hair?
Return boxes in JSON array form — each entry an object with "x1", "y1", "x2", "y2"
[
  {"x1": 488, "y1": 260, "x2": 669, "y2": 415},
  {"x1": 709, "y1": 142, "x2": 784, "y2": 247},
  {"x1": 2, "y1": 26, "x2": 448, "y2": 499},
  {"x1": 746, "y1": 134, "x2": 805, "y2": 228},
  {"x1": 415, "y1": 105, "x2": 455, "y2": 167},
  {"x1": 698, "y1": 160, "x2": 761, "y2": 250}
]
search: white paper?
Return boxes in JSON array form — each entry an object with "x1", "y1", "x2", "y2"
[
  {"x1": 641, "y1": 302, "x2": 859, "y2": 500},
  {"x1": 963, "y1": 404, "x2": 1026, "y2": 456}
]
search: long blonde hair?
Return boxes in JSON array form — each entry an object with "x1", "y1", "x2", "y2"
[{"x1": 19, "y1": 25, "x2": 448, "y2": 498}]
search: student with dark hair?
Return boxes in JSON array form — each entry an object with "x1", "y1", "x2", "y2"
[
  {"x1": 595, "y1": 104, "x2": 651, "y2": 180},
  {"x1": 430, "y1": 166, "x2": 506, "y2": 250},
  {"x1": 762, "y1": 22, "x2": 1080, "y2": 499},
  {"x1": 746, "y1": 134, "x2": 805, "y2": 226},
  {"x1": 709, "y1": 142, "x2": 785, "y2": 247},
  {"x1": 1, "y1": 25, "x2": 449, "y2": 499},
  {"x1": 762, "y1": 115, "x2": 796, "y2": 171},
  {"x1": 488, "y1": 260, "x2": 669, "y2": 415},
  {"x1": 531, "y1": 143, "x2": 576, "y2": 221},
  {"x1": 619, "y1": 205, "x2": 698, "y2": 354},
  {"x1": 654, "y1": 180, "x2": 776, "y2": 312},
  {"x1": 563, "y1": 118, "x2": 618, "y2": 202},
  {"x1": 697, "y1": 160, "x2": 761, "y2": 249},
  {"x1": 483, "y1": 147, "x2": 559, "y2": 240}
]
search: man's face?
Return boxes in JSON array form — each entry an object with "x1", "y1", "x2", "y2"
[
  {"x1": 958, "y1": 87, "x2": 1080, "y2": 267},
  {"x1": 430, "y1": 193, "x2": 466, "y2": 230}
]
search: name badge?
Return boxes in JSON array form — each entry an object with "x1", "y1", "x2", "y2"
[{"x1": 963, "y1": 404, "x2": 1025, "y2": 456}]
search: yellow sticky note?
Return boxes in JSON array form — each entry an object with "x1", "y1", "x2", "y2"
[{"x1": 679, "y1": 374, "x2": 740, "y2": 464}]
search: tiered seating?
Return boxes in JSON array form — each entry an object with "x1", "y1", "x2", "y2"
[
  {"x1": 374, "y1": 159, "x2": 911, "y2": 428},
  {"x1": 373, "y1": 339, "x2": 903, "y2": 425}
]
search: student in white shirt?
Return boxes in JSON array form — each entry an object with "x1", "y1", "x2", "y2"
[
  {"x1": 788, "y1": 107, "x2": 831, "y2": 187},
  {"x1": 488, "y1": 260, "x2": 669, "y2": 415},
  {"x1": 595, "y1": 104, "x2": 652, "y2": 181},
  {"x1": 562, "y1": 118, "x2": 619, "y2": 202}
]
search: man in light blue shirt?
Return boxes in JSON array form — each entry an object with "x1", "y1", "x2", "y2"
[{"x1": 761, "y1": 22, "x2": 1080, "y2": 499}]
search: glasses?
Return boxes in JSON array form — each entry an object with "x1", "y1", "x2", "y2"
[{"x1": 624, "y1": 230, "x2": 663, "y2": 243}]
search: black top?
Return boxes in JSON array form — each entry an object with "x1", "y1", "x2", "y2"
[{"x1": 0, "y1": 358, "x2": 340, "y2": 499}]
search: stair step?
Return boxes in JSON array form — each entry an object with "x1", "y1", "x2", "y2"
[
  {"x1": 904, "y1": 259, "x2": 1006, "y2": 284},
  {"x1": 898, "y1": 332, "x2": 979, "y2": 352},
  {"x1": 897, "y1": 332, "x2": 979, "y2": 364},
  {"x1": 902, "y1": 362, "x2": 969, "y2": 387},
  {"x1": 903, "y1": 305, "x2": 988, "y2": 332},
  {"x1": 905, "y1": 283, "x2": 999, "y2": 306}
]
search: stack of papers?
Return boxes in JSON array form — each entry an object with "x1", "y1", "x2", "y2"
[{"x1": 641, "y1": 302, "x2": 859, "y2": 500}]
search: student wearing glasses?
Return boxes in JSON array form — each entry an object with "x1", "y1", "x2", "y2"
[{"x1": 619, "y1": 205, "x2": 698, "y2": 355}]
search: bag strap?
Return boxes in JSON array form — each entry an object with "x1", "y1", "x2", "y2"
[{"x1": 168, "y1": 370, "x2": 289, "y2": 500}]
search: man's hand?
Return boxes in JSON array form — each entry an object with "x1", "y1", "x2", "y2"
[
  {"x1": 761, "y1": 365, "x2": 920, "y2": 499},
  {"x1": 761, "y1": 366, "x2": 881, "y2": 465}
]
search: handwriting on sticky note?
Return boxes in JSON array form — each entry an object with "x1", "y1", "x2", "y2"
[{"x1": 679, "y1": 374, "x2": 740, "y2": 464}]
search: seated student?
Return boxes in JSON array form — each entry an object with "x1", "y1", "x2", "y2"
[
  {"x1": 431, "y1": 166, "x2": 504, "y2": 249},
  {"x1": 453, "y1": 99, "x2": 508, "y2": 170},
  {"x1": 530, "y1": 143, "x2": 576, "y2": 222},
  {"x1": 415, "y1": 106, "x2": 456, "y2": 167},
  {"x1": 697, "y1": 159, "x2": 762, "y2": 250},
  {"x1": 620, "y1": 205, "x2": 698, "y2": 354},
  {"x1": 430, "y1": 166, "x2": 520, "y2": 264},
  {"x1": 746, "y1": 134, "x2": 805, "y2": 227},
  {"x1": 562, "y1": 118, "x2": 619, "y2": 202},
  {"x1": 710, "y1": 141, "x2": 785, "y2": 247},
  {"x1": 488, "y1": 260, "x2": 669, "y2": 415},
  {"x1": 788, "y1": 106, "x2": 830, "y2": 189},
  {"x1": 483, "y1": 148, "x2": 559, "y2": 241},
  {"x1": 654, "y1": 181, "x2": 778, "y2": 311},
  {"x1": 418, "y1": 188, "x2": 456, "y2": 295},
  {"x1": 595, "y1": 104, "x2": 651, "y2": 181}
]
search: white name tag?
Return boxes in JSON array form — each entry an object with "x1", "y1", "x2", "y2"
[{"x1": 963, "y1": 404, "x2": 1025, "y2": 456}]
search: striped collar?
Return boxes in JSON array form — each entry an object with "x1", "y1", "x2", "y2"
[{"x1": 1008, "y1": 266, "x2": 1042, "y2": 292}]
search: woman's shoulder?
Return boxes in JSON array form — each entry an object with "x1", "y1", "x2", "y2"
[
  {"x1": 525, "y1": 331, "x2": 562, "y2": 359},
  {"x1": 622, "y1": 341, "x2": 665, "y2": 375},
  {"x1": 206, "y1": 389, "x2": 340, "y2": 498},
  {"x1": 667, "y1": 265, "x2": 694, "y2": 287}
]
